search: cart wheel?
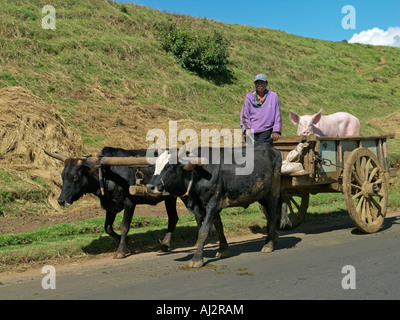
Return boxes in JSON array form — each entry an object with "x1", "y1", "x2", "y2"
[
  {"x1": 343, "y1": 147, "x2": 388, "y2": 233},
  {"x1": 281, "y1": 192, "x2": 309, "y2": 230}
]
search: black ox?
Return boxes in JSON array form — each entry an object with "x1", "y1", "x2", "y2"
[
  {"x1": 146, "y1": 142, "x2": 288, "y2": 268},
  {"x1": 45, "y1": 147, "x2": 182, "y2": 259}
]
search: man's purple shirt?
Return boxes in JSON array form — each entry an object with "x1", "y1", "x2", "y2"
[{"x1": 240, "y1": 90, "x2": 282, "y2": 134}]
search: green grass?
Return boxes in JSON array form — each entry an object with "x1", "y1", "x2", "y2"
[
  {"x1": 0, "y1": 210, "x2": 263, "y2": 270},
  {"x1": 0, "y1": 170, "x2": 50, "y2": 217}
]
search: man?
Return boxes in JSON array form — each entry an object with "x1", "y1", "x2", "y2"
[{"x1": 240, "y1": 74, "x2": 282, "y2": 144}]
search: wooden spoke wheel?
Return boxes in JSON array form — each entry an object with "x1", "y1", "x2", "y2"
[
  {"x1": 281, "y1": 192, "x2": 310, "y2": 230},
  {"x1": 343, "y1": 148, "x2": 388, "y2": 233}
]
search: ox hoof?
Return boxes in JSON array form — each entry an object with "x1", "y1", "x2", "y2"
[
  {"x1": 158, "y1": 244, "x2": 170, "y2": 253},
  {"x1": 113, "y1": 251, "x2": 127, "y2": 259},
  {"x1": 261, "y1": 243, "x2": 274, "y2": 253},
  {"x1": 215, "y1": 249, "x2": 230, "y2": 258},
  {"x1": 189, "y1": 258, "x2": 204, "y2": 268}
]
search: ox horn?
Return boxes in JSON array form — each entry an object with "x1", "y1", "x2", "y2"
[
  {"x1": 177, "y1": 144, "x2": 187, "y2": 159},
  {"x1": 154, "y1": 142, "x2": 165, "y2": 156},
  {"x1": 44, "y1": 150, "x2": 68, "y2": 162},
  {"x1": 177, "y1": 143, "x2": 207, "y2": 166}
]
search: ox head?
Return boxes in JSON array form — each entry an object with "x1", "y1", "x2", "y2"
[
  {"x1": 45, "y1": 150, "x2": 156, "y2": 206},
  {"x1": 290, "y1": 109, "x2": 322, "y2": 136},
  {"x1": 45, "y1": 151, "x2": 99, "y2": 206},
  {"x1": 146, "y1": 146, "x2": 207, "y2": 196}
]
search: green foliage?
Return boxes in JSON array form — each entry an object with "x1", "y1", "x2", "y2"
[
  {"x1": 0, "y1": 170, "x2": 49, "y2": 216},
  {"x1": 157, "y1": 22, "x2": 232, "y2": 81}
]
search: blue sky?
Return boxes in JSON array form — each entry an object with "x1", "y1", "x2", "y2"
[{"x1": 118, "y1": 0, "x2": 400, "y2": 45}]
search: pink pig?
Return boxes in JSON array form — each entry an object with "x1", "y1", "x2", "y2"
[{"x1": 290, "y1": 110, "x2": 360, "y2": 136}]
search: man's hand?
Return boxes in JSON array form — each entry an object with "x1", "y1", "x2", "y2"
[{"x1": 271, "y1": 132, "x2": 281, "y2": 141}]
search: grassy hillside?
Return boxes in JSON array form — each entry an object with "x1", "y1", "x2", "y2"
[
  {"x1": 1, "y1": 0, "x2": 399, "y2": 146},
  {"x1": 0, "y1": 0, "x2": 399, "y2": 218}
]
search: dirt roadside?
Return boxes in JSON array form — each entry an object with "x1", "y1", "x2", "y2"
[{"x1": 0, "y1": 197, "x2": 190, "y2": 234}]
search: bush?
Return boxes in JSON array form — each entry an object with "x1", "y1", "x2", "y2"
[{"x1": 156, "y1": 22, "x2": 232, "y2": 81}]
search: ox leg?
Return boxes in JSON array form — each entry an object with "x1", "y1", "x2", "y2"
[
  {"x1": 189, "y1": 205, "x2": 219, "y2": 268},
  {"x1": 105, "y1": 211, "x2": 120, "y2": 243},
  {"x1": 181, "y1": 198, "x2": 204, "y2": 247},
  {"x1": 213, "y1": 213, "x2": 230, "y2": 259},
  {"x1": 194, "y1": 213, "x2": 204, "y2": 242},
  {"x1": 259, "y1": 198, "x2": 279, "y2": 253},
  {"x1": 114, "y1": 202, "x2": 136, "y2": 259},
  {"x1": 159, "y1": 197, "x2": 179, "y2": 253}
]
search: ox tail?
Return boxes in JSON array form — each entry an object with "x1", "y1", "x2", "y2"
[
  {"x1": 279, "y1": 194, "x2": 292, "y2": 229},
  {"x1": 279, "y1": 201, "x2": 292, "y2": 230},
  {"x1": 259, "y1": 193, "x2": 292, "y2": 229}
]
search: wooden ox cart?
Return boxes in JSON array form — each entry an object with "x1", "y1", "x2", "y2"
[
  {"x1": 273, "y1": 134, "x2": 396, "y2": 233},
  {"x1": 68, "y1": 133, "x2": 395, "y2": 234}
]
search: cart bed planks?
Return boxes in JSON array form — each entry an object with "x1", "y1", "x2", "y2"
[{"x1": 273, "y1": 134, "x2": 395, "y2": 233}]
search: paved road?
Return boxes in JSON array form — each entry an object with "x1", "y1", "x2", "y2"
[{"x1": 1, "y1": 213, "x2": 400, "y2": 300}]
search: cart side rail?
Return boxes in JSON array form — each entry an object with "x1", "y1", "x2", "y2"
[{"x1": 273, "y1": 133, "x2": 395, "y2": 144}]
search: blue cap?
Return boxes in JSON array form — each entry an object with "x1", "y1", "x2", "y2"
[{"x1": 254, "y1": 73, "x2": 268, "y2": 82}]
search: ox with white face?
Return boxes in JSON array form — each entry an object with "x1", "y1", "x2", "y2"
[
  {"x1": 146, "y1": 143, "x2": 288, "y2": 268},
  {"x1": 147, "y1": 150, "x2": 174, "y2": 195},
  {"x1": 154, "y1": 151, "x2": 172, "y2": 175}
]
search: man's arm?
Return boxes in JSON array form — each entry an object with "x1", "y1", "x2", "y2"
[
  {"x1": 272, "y1": 94, "x2": 282, "y2": 141},
  {"x1": 240, "y1": 99, "x2": 252, "y2": 133}
]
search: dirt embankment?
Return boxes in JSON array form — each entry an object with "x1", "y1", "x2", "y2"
[{"x1": 368, "y1": 109, "x2": 400, "y2": 143}]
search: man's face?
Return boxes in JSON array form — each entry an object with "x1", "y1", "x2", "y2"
[{"x1": 254, "y1": 80, "x2": 267, "y2": 93}]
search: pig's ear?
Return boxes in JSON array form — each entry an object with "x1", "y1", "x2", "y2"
[
  {"x1": 290, "y1": 110, "x2": 300, "y2": 125},
  {"x1": 311, "y1": 109, "x2": 322, "y2": 124}
]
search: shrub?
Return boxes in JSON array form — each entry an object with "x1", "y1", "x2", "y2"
[{"x1": 156, "y1": 22, "x2": 232, "y2": 80}]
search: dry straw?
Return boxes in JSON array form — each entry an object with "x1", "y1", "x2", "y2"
[
  {"x1": 0, "y1": 86, "x2": 241, "y2": 212},
  {"x1": 0, "y1": 86, "x2": 84, "y2": 210}
]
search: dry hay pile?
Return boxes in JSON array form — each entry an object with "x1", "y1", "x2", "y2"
[
  {"x1": 0, "y1": 85, "x2": 241, "y2": 215},
  {"x1": 70, "y1": 84, "x2": 182, "y2": 152},
  {"x1": 72, "y1": 85, "x2": 240, "y2": 152},
  {"x1": 0, "y1": 86, "x2": 84, "y2": 210},
  {"x1": 154, "y1": 119, "x2": 243, "y2": 151},
  {"x1": 368, "y1": 109, "x2": 400, "y2": 138}
]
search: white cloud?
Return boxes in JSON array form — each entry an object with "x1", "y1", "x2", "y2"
[{"x1": 348, "y1": 27, "x2": 400, "y2": 47}]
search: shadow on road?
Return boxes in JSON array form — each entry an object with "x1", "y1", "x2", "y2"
[
  {"x1": 171, "y1": 212, "x2": 400, "y2": 266},
  {"x1": 82, "y1": 212, "x2": 400, "y2": 265},
  {"x1": 279, "y1": 212, "x2": 400, "y2": 236},
  {"x1": 171, "y1": 235, "x2": 302, "y2": 266}
]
